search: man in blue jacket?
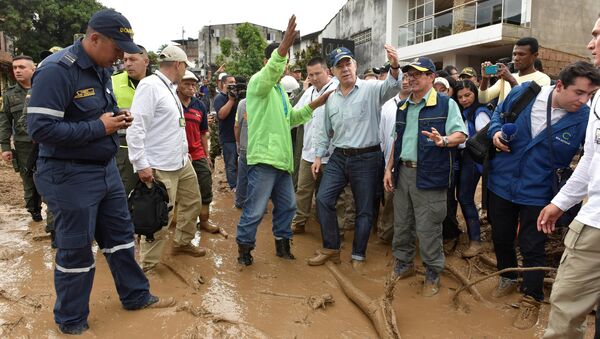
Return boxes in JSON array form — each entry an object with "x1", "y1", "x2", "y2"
[{"x1": 487, "y1": 61, "x2": 600, "y2": 330}]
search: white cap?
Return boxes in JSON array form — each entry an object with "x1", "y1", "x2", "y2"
[
  {"x1": 280, "y1": 75, "x2": 300, "y2": 93},
  {"x1": 434, "y1": 77, "x2": 450, "y2": 89},
  {"x1": 218, "y1": 72, "x2": 228, "y2": 81},
  {"x1": 182, "y1": 70, "x2": 198, "y2": 82},
  {"x1": 159, "y1": 45, "x2": 193, "y2": 67}
]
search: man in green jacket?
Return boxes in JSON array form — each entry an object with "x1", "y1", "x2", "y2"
[{"x1": 236, "y1": 15, "x2": 332, "y2": 265}]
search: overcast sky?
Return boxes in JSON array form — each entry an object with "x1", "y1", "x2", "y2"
[{"x1": 100, "y1": 0, "x2": 348, "y2": 52}]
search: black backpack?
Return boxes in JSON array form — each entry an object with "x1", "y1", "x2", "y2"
[{"x1": 128, "y1": 180, "x2": 171, "y2": 241}]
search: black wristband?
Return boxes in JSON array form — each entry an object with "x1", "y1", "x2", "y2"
[{"x1": 390, "y1": 65, "x2": 400, "y2": 70}]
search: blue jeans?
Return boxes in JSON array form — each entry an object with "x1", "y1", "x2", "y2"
[
  {"x1": 458, "y1": 151, "x2": 482, "y2": 241},
  {"x1": 221, "y1": 142, "x2": 238, "y2": 189},
  {"x1": 316, "y1": 150, "x2": 382, "y2": 260},
  {"x1": 236, "y1": 164, "x2": 296, "y2": 246},
  {"x1": 235, "y1": 151, "x2": 248, "y2": 208}
]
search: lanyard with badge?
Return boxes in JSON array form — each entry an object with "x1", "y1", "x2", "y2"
[
  {"x1": 593, "y1": 93, "x2": 600, "y2": 145},
  {"x1": 154, "y1": 74, "x2": 186, "y2": 127}
]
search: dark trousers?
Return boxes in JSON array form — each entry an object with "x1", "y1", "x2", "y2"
[
  {"x1": 442, "y1": 162, "x2": 461, "y2": 240},
  {"x1": 488, "y1": 190, "x2": 546, "y2": 301},
  {"x1": 192, "y1": 158, "x2": 213, "y2": 204},
  {"x1": 458, "y1": 151, "x2": 481, "y2": 241}
]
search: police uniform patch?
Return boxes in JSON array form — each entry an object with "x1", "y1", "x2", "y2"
[{"x1": 74, "y1": 88, "x2": 95, "y2": 99}]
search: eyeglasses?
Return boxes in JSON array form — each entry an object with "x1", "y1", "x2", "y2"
[{"x1": 406, "y1": 71, "x2": 430, "y2": 79}]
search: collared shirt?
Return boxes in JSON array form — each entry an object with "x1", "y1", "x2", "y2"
[
  {"x1": 400, "y1": 88, "x2": 467, "y2": 162},
  {"x1": 295, "y1": 78, "x2": 338, "y2": 163},
  {"x1": 380, "y1": 94, "x2": 402, "y2": 166},
  {"x1": 183, "y1": 96, "x2": 208, "y2": 160},
  {"x1": 530, "y1": 85, "x2": 568, "y2": 138},
  {"x1": 315, "y1": 71, "x2": 402, "y2": 157},
  {"x1": 127, "y1": 70, "x2": 188, "y2": 171},
  {"x1": 552, "y1": 92, "x2": 600, "y2": 229}
]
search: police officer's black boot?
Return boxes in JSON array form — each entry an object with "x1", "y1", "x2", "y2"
[
  {"x1": 237, "y1": 244, "x2": 254, "y2": 266},
  {"x1": 275, "y1": 238, "x2": 295, "y2": 260}
]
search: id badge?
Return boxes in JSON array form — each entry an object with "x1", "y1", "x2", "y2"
[
  {"x1": 179, "y1": 117, "x2": 186, "y2": 127},
  {"x1": 595, "y1": 128, "x2": 600, "y2": 144}
]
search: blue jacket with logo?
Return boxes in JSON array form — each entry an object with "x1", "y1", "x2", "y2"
[
  {"x1": 487, "y1": 83, "x2": 588, "y2": 206},
  {"x1": 27, "y1": 39, "x2": 119, "y2": 162}
]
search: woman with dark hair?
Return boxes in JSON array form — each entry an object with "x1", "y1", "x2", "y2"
[{"x1": 453, "y1": 80, "x2": 492, "y2": 258}]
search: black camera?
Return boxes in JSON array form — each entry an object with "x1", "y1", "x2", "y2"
[
  {"x1": 372, "y1": 63, "x2": 391, "y2": 75},
  {"x1": 227, "y1": 83, "x2": 247, "y2": 100}
]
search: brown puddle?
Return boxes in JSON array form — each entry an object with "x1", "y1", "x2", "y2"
[{"x1": 0, "y1": 162, "x2": 596, "y2": 338}]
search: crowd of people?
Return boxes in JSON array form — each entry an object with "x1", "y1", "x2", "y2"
[{"x1": 1, "y1": 8, "x2": 600, "y2": 337}]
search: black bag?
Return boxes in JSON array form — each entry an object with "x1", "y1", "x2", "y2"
[
  {"x1": 128, "y1": 179, "x2": 171, "y2": 241},
  {"x1": 545, "y1": 91, "x2": 582, "y2": 228},
  {"x1": 466, "y1": 82, "x2": 541, "y2": 164}
]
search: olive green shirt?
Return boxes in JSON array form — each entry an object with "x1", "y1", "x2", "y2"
[{"x1": 0, "y1": 84, "x2": 31, "y2": 152}]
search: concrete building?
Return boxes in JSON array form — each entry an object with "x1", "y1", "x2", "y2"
[
  {"x1": 197, "y1": 23, "x2": 284, "y2": 70},
  {"x1": 300, "y1": 0, "x2": 595, "y2": 77},
  {"x1": 0, "y1": 31, "x2": 15, "y2": 98},
  {"x1": 172, "y1": 38, "x2": 199, "y2": 67}
]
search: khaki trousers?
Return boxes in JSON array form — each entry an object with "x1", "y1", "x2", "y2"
[
  {"x1": 543, "y1": 220, "x2": 600, "y2": 339},
  {"x1": 139, "y1": 160, "x2": 201, "y2": 268},
  {"x1": 377, "y1": 190, "x2": 394, "y2": 241}
]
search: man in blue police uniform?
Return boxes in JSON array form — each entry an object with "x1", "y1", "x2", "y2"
[{"x1": 26, "y1": 9, "x2": 174, "y2": 335}]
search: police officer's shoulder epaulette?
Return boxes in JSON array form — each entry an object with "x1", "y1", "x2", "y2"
[{"x1": 57, "y1": 51, "x2": 78, "y2": 68}]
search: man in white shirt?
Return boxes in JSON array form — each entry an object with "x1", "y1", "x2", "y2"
[
  {"x1": 479, "y1": 37, "x2": 551, "y2": 104},
  {"x1": 538, "y1": 17, "x2": 600, "y2": 339},
  {"x1": 127, "y1": 45, "x2": 205, "y2": 272}
]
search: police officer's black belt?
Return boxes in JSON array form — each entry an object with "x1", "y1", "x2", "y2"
[
  {"x1": 335, "y1": 145, "x2": 381, "y2": 156},
  {"x1": 45, "y1": 157, "x2": 110, "y2": 166}
]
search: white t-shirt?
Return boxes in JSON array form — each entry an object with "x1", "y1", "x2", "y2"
[
  {"x1": 380, "y1": 94, "x2": 402, "y2": 166},
  {"x1": 127, "y1": 70, "x2": 189, "y2": 172}
]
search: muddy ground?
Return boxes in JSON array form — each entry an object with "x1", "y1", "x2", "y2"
[{"x1": 0, "y1": 159, "x2": 596, "y2": 338}]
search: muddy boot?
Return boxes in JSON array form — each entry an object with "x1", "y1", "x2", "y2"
[
  {"x1": 307, "y1": 248, "x2": 341, "y2": 266},
  {"x1": 422, "y1": 269, "x2": 440, "y2": 297},
  {"x1": 237, "y1": 244, "x2": 254, "y2": 266},
  {"x1": 512, "y1": 295, "x2": 541, "y2": 329},
  {"x1": 171, "y1": 243, "x2": 206, "y2": 257},
  {"x1": 443, "y1": 237, "x2": 459, "y2": 255},
  {"x1": 351, "y1": 259, "x2": 366, "y2": 272},
  {"x1": 392, "y1": 259, "x2": 415, "y2": 279},
  {"x1": 462, "y1": 241, "x2": 482, "y2": 258},
  {"x1": 59, "y1": 323, "x2": 89, "y2": 335},
  {"x1": 199, "y1": 204, "x2": 219, "y2": 233},
  {"x1": 492, "y1": 277, "x2": 519, "y2": 298},
  {"x1": 275, "y1": 238, "x2": 295, "y2": 260},
  {"x1": 291, "y1": 223, "x2": 305, "y2": 234}
]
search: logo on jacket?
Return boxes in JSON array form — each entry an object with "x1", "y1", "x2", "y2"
[{"x1": 555, "y1": 132, "x2": 572, "y2": 145}]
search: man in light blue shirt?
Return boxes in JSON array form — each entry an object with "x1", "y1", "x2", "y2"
[{"x1": 308, "y1": 45, "x2": 402, "y2": 269}]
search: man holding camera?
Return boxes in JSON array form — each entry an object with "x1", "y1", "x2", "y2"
[
  {"x1": 479, "y1": 37, "x2": 551, "y2": 104},
  {"x1": 214, "y1": 74, "x2": 239, "y2": 191},
  {"x1": 486, "y1": 61, "x2": 600, "y2": 329}
]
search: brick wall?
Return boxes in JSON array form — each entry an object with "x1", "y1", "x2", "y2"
[{"x1": 538, "y1": 47, "x2": 589, "y2": 78}]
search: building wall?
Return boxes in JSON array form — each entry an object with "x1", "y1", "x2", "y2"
[
  {"x1": 530, "y1": 0, "x2": 595, "y2": 59},
  {"x1": 320, "y1": 0, "x2": 388, "y2": 71},
  {"x1": 538, "y1": 47, "x2": 587, "y2": 78}
]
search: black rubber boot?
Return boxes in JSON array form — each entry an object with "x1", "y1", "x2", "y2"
[
  {"x1": 275, "y1": 238, "x2": 295, "y2": 260},
  {"x1": 237, "y1": 244, "x2": 254, "y2": 266}
]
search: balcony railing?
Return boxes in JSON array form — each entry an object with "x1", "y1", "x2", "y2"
[{"x1": 398, "y1": 0, "x2": 527, "y2": 47}]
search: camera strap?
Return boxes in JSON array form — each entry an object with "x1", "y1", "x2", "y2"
[{"x1": 276, "y1": 84, "x2": 288, "y2": 117}]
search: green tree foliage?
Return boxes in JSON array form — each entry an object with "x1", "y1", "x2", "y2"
[
  {"x1": 220, "y1": 38, "x2": 232, "y2": 58},
  {"x1": 293, "y1": 42, "x2": 323, "y2": 78},
  {"x1": 218, "y1": 23, "x2": 267, "y2": 80},
  {"x1": 1, "y1": 0, "x2": 105, "y2": 61},
  {"x1": 147, "y1": 51, "x2": 158, "y2": 68}
]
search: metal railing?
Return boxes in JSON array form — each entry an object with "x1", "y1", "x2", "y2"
[{"x1": 398, "y1": 0, "x2": 527, "y2": 47}]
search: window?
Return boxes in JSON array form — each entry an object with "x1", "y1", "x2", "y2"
[{"x1": 352, "y1": 29, "x2": 372, "y2": 45}]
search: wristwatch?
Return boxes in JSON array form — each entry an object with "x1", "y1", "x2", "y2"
[{"x1": 442, "y1": 136, "x2": 449, "y2": 147}]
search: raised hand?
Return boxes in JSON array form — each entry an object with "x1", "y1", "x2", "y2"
[{"x1": 278, "y1": 15, "x2": 297, "y2": 57}]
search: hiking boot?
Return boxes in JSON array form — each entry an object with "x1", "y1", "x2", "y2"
[
  {"x1": 512, "y1": 295, "x2": 541, "y2": 329},
  {"x1": 30, "y1": 211, "x2": 43, "y2": 222},
  {"x1": 307, "y1": 248, "x2": 341, "y2": 266},
  {"x1": 291, "y1": 223, "x2": 305, "y2": 234},
  {"x1": 443, "y1": 237, "x2": 458, "y2": 255},
  {"x1": 237, "y1": 243, "x2": 254, "y2": 266},
  {"x1": 351, "y1": 259, "x2": 366, "y2": 272},
  {"x1": 422, "y1": 269, "x2": 440, "y2": 297},
  {"x1": 492, "y1": 277, "x2": 519, "y2": 298},
  {"x1": 125, "y1": 295, "x2": 176, "y2": 310},
  {"x1": 171, "y1": 243, "x2": 206, "y2": 257},
  {"x1": 59, "y1": 322, "x2": 89, "y2": 335},
  {"x1": 392, "y1": 259, "x2": 415, "y2": 279},
  {"x1": 198, "y1": 205, "x2": 219, "y2": 233},
  {"x1": 462, "y1": 241, "x2": 482, "y2": 258},
  {"x1": 275, "y1": 238, "x2": 295, "y2": 260}
]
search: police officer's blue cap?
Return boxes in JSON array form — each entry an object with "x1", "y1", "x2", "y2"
[
  {"x1": 88, "y1": 9, "x2": 141, "y2": 54},
  {"x1": 329, "y1": 47, "x2": 354, "y2": 66},
  {"x1": 402, "y1": 57, "x2": 436, "y2": 73}
]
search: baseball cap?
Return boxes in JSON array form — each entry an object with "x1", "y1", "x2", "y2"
[
  {"x1": 459, "y1": 67, "x2": 477, "y2": 78},
  {"x1": 434, "y1": 77, "x2": 450, "y2": 89},
  {"x1": 290, "y1": 65, "x2": 302, "y2": 72},
  {"x1": 363, "y1": 68, "x2": 377, "y2": 78},
  {"x1": 329, "y1": 47, "x2": 354, "y2": 66},
  {"x1": 401, "y1": 57, "x2": 436, "y2": 73},
  {"x1": 88, "y1": 9, "x2": 140, "y2": 54},
  {"x1": 280, "y1": 75, "x2": 300, "y2": 93},
  {"x1": 218, "y1": 72, "x2": 228, "y2": 81},
  {"x1": 182, "y1": 70, "x2": 199, "y2": 82},
  {"x1": 159, "y1": 45, "x2": 194, "y2": 68}
]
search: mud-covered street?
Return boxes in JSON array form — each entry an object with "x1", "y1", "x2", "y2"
[{"x1": 0, "y1": 160, "x2": 596, "y2": 338}]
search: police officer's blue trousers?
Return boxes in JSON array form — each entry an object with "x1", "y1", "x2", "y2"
[{"x1": 35, "y1": 158, "x2": 150, "y2": 331}]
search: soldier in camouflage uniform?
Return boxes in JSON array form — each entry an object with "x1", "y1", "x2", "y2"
[{"x1": 0, "y1": 56, "x2": 44, "y2": 222}]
